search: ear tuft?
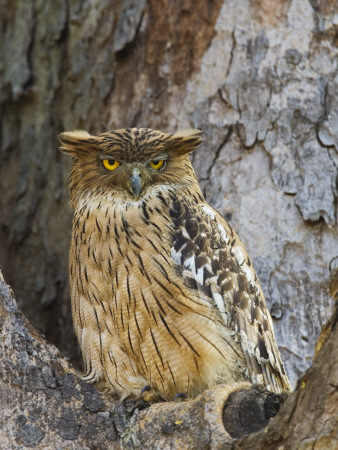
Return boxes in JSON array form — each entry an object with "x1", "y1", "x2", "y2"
[
  {"x1": 60, "y1": 130, "x2": 91, "y2": 139},
  {"x1": 166, "y1": 129, "x2": 203, "y2": 156},
  {"x1": 172, "y1": 129, "x2": 202, "y2": 139},
  {"x1": 58, "y1": 129, "x2": 94, "y2": 156}
]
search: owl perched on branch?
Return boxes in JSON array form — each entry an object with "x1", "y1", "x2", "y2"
[{"x1": 59, "y1": 127, "x2": 291, "y2": 400}]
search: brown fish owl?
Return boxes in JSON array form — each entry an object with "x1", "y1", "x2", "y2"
[{"x1": 59, "y1": 128, "x2": 291, "y2": 400}]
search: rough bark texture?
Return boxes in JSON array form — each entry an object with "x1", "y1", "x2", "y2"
[
  {"x1": 0, "y1": 271, "x2": 119, "y2": 448},
  {"x1": 0, "y1": 0, "x2": 337, "y2": 446},
  {"x1": 0, "y1": 268, "x2": 337, "y2": 448}
]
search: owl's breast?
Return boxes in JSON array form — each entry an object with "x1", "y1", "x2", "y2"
[{"x1": 70, "y1": 193, "x2": 249, "y2": 398}]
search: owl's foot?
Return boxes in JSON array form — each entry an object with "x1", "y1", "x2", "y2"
[
  {"x1": 140, "y1": 385, "x2": 166, "y2": 403},
  {"x1": 121, "y1": 395, "x2": 149, "y2": 414},
  {"x1": 174, "y1": 392, "x2": 188, "y2": 402}
]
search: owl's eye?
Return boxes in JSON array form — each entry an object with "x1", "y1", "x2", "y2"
[
  {"x1": 102, "y1": 159, "x2": 120, "y2": 171},
  {"x1": 149, "y1": 160, "x2": 165, "y2": 170}
]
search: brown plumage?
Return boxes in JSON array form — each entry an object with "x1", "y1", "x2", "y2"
[{"x1": 59, "y1": 127, "x2": 291, "y2": 400}]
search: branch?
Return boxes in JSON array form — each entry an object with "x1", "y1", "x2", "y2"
[{"x1": 0, "y1": 268, "x2": 336, "y2": 448}]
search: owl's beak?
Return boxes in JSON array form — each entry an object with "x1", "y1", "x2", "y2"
[{"x1": 130, "y1": 168, "x2": 142, "y2": 199}]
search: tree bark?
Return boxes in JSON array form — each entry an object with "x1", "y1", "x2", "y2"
[
  {"x1": 0, "y1": 0, "x2": 337, "y2": 447},
  {"x1": 0, "y1": 268, "x2": 337, "y2": 448}
]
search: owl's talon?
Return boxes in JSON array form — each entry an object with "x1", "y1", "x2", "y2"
[
  {"x1": 174, "y1": 392, "x2": 188, "y2": 402},
  {"x1": 121, "y1": 394, "x2": 150, "y2": 413},
  {"x1": 140, "y1": 385, "x2": 157, "y2": 402},
  {"x1": 140, "y1": 385, "x2": 166, "y2": 403},
  {"x1": 140, "y1": 385, "x2": 151, "y2": 395}
]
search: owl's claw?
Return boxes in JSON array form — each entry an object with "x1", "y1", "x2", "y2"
[
  {"x1": 121, "y1": 395, "x2": 149, "y2": 413},
  {"x1": 174, "y1": 392, "x2": 188, "y2": 402},
  {"x1": 140, "y1": 385, "x2": 151, "y2": 395},
  {"x1": 140, "y1": 385, "x2": 166, "y2": 402}
]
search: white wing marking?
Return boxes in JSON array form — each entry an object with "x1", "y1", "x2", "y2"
[
  {"x1": 202, "y1": 205, "x2": 216, "y2": 220},
  {"x1": 232, "y1": 246, "x2": 245, "y2": 266},
  {"x1": 217, "y1": 223, "x2": 230, "y2": 244}
]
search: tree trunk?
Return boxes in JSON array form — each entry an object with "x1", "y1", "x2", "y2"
[{"x1": 0, "y1": 0, "x2": 337, "y2": 447}]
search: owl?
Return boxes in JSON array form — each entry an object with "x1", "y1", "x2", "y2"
[{"x1": 59, "y1": 127, "x2": 291, "y2": 401}]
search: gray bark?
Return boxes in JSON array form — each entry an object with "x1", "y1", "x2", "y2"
[{"x1": 0, "y1": 1, "x2": 337, "y2": 446}]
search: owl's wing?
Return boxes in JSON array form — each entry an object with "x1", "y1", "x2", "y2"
[{"x1": 169, "y1": 198, "x2": 291, "y2": 393}]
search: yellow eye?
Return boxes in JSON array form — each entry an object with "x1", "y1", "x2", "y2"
[
  {"x1": 149, "y1": 160, "x2": 165, "y2": 170},
  {"x1": 102, "y1": 159, "x2": 120, "y2": 171}
]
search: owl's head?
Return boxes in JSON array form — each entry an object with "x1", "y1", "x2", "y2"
[{"x1": 59, "y1": 128, "x2": 203, "y2": 204}]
